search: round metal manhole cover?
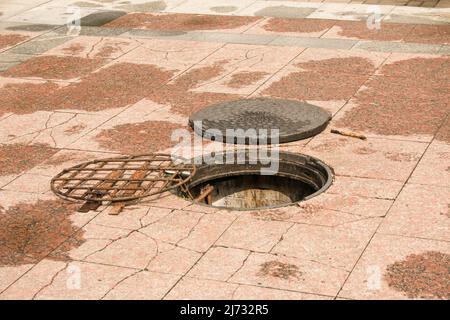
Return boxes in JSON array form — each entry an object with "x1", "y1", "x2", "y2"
[{"x1": 189, "y1": 98, "x2": 331, "y2": 144}]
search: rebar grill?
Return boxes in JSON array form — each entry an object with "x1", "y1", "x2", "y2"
[{"x1": 51, "y1": 154, "x2": 196, "y2": 203}]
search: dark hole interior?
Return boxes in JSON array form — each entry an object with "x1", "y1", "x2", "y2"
[{"x1": 186, "y1": 174, "x2": 317, "y2": 210}]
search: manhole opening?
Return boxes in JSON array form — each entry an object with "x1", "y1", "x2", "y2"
[{"x1": 176, "y1": 152, "x2": 333, "y2": 210}]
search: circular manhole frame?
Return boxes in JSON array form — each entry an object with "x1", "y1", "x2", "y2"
[
  {"x1": 189, "y1": 98, "x2": 331, "y2": 145},
  {"x1": 175, "y1": 151, "x2": 333, "y2": 211}
]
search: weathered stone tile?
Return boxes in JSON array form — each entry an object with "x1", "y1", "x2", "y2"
[
  {"x1": 0, "y1": 192, "x2": 95, "y2": 269},
  {"x1": 378, "y1": 183, "x2": 450, "y2": 241},
  {"x1": 2, "y1": 55, "x2": 106, "y2": 80},
  {"x1": 409, "y1": 141, "x2": 450, "y2": 187},
  {"x1": 404, "y1": 24, "x2": 450, "y2": 45},
  {"x1": 0, "y1": 111, "x2": 110, "y2": 148},
  {"x1": 86, "y1": 231, "x2": 158, "y2": 269},
  {"x1": 0, "y1": 264, "x2": 34, "y2": 295},
  {"x1": 103, "y1": 271, "x2": 181, "y2": 300},
  {"x1": 245, "y1": 17, "x2": 335, "y2": 38},
  {"x1": 233, "y1": 285, "x2": 332, "y2": 300},
  {"x1": 302, "y1": 133, "x2": 427, "y2": 181},
  {"x1": 104, "y1": 12, "x2": 261, "y2": 33},
  {"x1": 45, "y1": 36, "x2": 140, "y2": 59},
  {"x1": 178, "y1": 211, "x2": 237, "y2": 252},
  {"x1": 292, "y1": 47, "x2": 389, "y2": 75},
  {"x1": 33, "y1": 261, "x2": 136, "y2": 300},
  {"x1": 89, "y1": 206, "x2": 149, "y2": 231},
  {"x1": 0, "y1": 31, "x2": 31, "y2": 52},
  {"x1": 6, "y1": 6, "x2": 99, "y2": 26},
  {"x1": 322, "y1": 20, "x2": 414, "y2": 42},
  {"x1": 229, "y1": 252, "x2": 348, "y2": 296},
  {"x1": 353, "y1": 40, "x2": 442, "y2": 54},
  {"x1": 339, "y1": 233, "x2": 450, "y2": 300},
  {"x1": 190, "y1": 43, "x2": 301, "y2": 94},
  {"x1": 169, "y1": 0, "x2": 256, "y2": 16},
  {"x1": 384, "y1": 7, "x2": 450, "y2": 25},
  {"x1": 189, "y1": 32, "x2": 277, "y2": 45},
  {"x1": 272, "y1": 218, "x2": 382, "y2": 270},
  {"x1": 216, "y1": 216, "x2": 292, "y2": 252},
  {"x1": 258, "y1": 57, "x2": 370, "y2": 101},
  {"x1": 237, "y1": 2, "x2": 321, "y2": 19},
  {"x1": 327, "y1": 175, "x2": 403, "y2": 199},
  {"x1": 308, "y1": 3, "x2": 395, "y2": 21},
  {"x1": 116, "y1": 38, "x2": 223, "y2": 74},
  {"x1": 164, "y1": 276, "x2": 238, "y2": 299},
  {"x1": 139, "y1": 210, "x2": 204, "y2": 243},
  {"x1": 270, "y1": 36, "x2": 356, "y2": 49},
  {"x1": 9, "y1": 32, "x2": 75, "y2": 55},
  {"x1": 2, "y1": 173, "x2": 51, "y2": 194},
  {"x1": 245, "y1": 205, "x2": 374, "y2": 227},
  {"x1": 187, "y1": 247, "x2": 250, "y2": 281},
  {"x1": 147, "y1": 244, "x2": 202, "y2": 275},
  {"x1": 0, "y1": 259, "x2": 66, "y2": 299}
]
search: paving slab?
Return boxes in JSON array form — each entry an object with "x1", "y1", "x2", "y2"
[{"x1": 0, "y1": 0, "x2": 449, "y2": 301}]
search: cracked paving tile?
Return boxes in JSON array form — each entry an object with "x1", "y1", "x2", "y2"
[
  {"x1": 103, "y1": 270, "x2": 181, "y2": 300},
  {"x1": 0, "y1": 259, "x2": 66, "y2": 299},
  {"x1": 216, "y1": 216, "x2": 292, "y2": 252},
  {"x1": 116, "y1": 38, "x2": 223, "y2": 74},
  {"x1": 1, "y1": 111, "x2": 109, "y2": 148},
  {"x1": 91, "y1": 206, "x2": 164, "y2": 231},
  {"x1": 146, "y1": 242, "x2": 202, "y2": 275},
  {"x1": 52, "y1": 222, "x2": 131, "y2": 262},
  {"x1": 187, "y1": 246, "x2": 250, "y2": 281},
  {"x1": 45, "y1": 36, "x2": 140, "y2": 59},
  {"x1": 85, "y1": 231, "x2": 158, "y2": 269},
  {"x1": 139, "y1": 210, "x2": 204, "y2": 244},
  {"x1": 177, "y1": 210, "x2": 237, "y2": 253},
  {"x1": 32, "y1": 261, "x2": 136, "y2": 300}
]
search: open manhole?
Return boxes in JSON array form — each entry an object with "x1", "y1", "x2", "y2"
[
  {"x1": 176, "y1": 151, "x2": 333, "y2": 210},
  {"x1": 189, "y1": 98, "x2": 331, "y2": 144}
]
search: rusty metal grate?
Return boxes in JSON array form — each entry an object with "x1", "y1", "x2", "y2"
[{"x1": 51, "y1": 154, "x2": 196, "y2": 211}]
